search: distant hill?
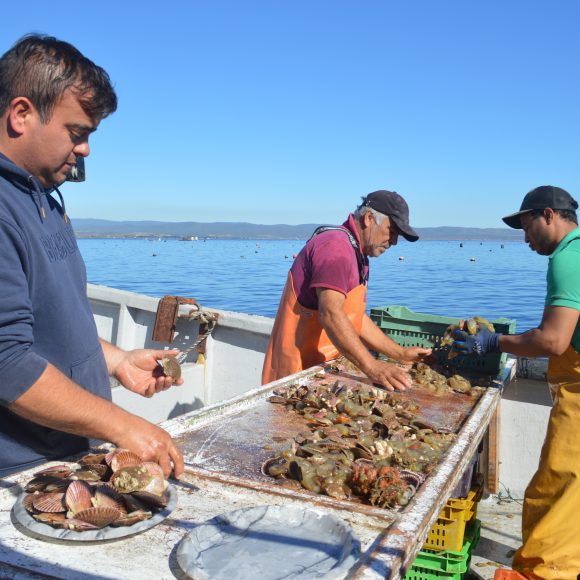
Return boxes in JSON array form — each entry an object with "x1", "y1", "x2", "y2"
[
  {"x1": 72, "y1": 219, "x2": 523, "y2": 241},
  {"x1": 414, "y1": 226, "x2": 522, "y2": 241}
]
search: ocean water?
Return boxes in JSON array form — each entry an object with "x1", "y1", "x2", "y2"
[{"x1": 78, "y1": 238, "x2": 548, "y2": 333}]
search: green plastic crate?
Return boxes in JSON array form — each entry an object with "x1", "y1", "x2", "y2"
[
  {"x1": 404, "y1": 519, "x2": 481, "y2": 580},
  {"x1": 370, "y1": 305, "x2": 516, "y2": 374}
]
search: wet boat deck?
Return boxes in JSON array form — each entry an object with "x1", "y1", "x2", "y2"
[{"x1": 469, "y1": 496, "x2": 523, "y2": 579}]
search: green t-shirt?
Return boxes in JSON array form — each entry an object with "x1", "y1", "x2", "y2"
[{"x1": 546, "y1": 226, "x2": 580, "y2": 353}]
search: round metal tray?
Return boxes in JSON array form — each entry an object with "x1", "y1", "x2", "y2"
[
  {"x1": 176, "y1": 504, "x2": 360, "y2": 580},
  {"x1": 11, "y1": 484, "x2": 177, "y2": 544}
]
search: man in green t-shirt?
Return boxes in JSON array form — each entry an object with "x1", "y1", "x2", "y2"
[{"x1": 454, "y1": 185, "x2": 580, "y2": 579}]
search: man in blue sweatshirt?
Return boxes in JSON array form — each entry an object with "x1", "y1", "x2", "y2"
[{"x1": 0, "y1": 34, "x2": 184, "y2": 478}]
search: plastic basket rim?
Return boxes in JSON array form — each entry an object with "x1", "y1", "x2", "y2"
[{"x1": 369, "y1": 305, "x2": 516, "y2": 374}]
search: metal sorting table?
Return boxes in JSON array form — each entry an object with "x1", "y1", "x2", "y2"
[{"x1": 0, "y1": 361, "x2": 512, "y2": 579}]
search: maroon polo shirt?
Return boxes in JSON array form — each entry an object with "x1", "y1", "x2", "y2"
[{"x1": 290, "y1": 214, "x2": 369, "y2": 309}]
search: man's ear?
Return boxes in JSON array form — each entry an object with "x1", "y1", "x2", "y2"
[
  {"x1": 362, "y1": 210, "x2": 373, "y2": 229},
  {"x1": 544, "y1": 208, "x2": 555, "y2": 225},
  {"x1": 7, "y1": 97, "x2": 35, "y2": 136}
]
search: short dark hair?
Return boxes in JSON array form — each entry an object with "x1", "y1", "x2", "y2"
[
  {"x1": 0, "y1": 34, "x2": 117, "y2": 123},
  {"x1": 529, "y1": 208, "x2": 578, "y2": 225}
]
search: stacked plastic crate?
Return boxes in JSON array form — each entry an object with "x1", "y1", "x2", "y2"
[{"x1": 404, "y1": 475, "x2": 484, "y2": 579}]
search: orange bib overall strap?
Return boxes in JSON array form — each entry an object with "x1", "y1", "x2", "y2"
[
  {"x1": 261, "y1": 272, "x2": 367, "y2": 384},
  {"x1": 513, "y1": 345, "x2": 580, "y2": 580}
]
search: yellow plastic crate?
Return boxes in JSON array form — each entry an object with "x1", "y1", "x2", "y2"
[
  {"x1": 406, "y1": 520, "x2": 481, "y2": 580},
  {"x1": 423, "y1": 480, "x2": 483, "y2": 551}
]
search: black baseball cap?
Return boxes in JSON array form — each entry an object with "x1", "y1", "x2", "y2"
[
  {"x1": 362, "y1": 190, "x2": 419, "y2": 242},
  {"x1": 502, "y1": 185, "x2": 579, "y2": 229}
]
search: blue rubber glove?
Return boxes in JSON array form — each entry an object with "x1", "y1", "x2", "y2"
[{"x1": 452, "y1": 327, "x2": 501, "y2": 356}]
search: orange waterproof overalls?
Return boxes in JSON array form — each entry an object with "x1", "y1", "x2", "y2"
[{"x1": 262, "y1": 226, "x2": 367, "y2": 385}]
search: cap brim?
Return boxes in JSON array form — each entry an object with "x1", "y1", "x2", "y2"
[
  {"x1": 502, "y1": 209, "x2": 533, "y2": 229},
  {"x1": 391, "y1": 218, "x2": 419, "y2": 242}
]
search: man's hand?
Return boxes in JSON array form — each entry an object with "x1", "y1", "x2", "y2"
[
  {"x1": 114, "y1": 415, "x2": 184, "y2": 479},
  {"x1": 10, "y1": 362, "x2": 184, "y2": 480},
  {"x1": 400, "y1": 346, "x2": 432, "y2": 364},
  {"x1": 452, "y1": 328, "x2": 501, "y2": 356},
  {"x1": 112, "y1": 349, "x2": 184, "y2": 398},
  {"x1": 364, "y1": 359, "x2": 412, "y2": 391}
]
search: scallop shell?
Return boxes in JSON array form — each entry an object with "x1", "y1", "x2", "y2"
[
  {"x1": 70, "y1": 469, "x2": 104, "y2": 482},
  {"x1": 130, "y1": 489, "x2": 170, "y2": 509},
  {"x1": 85, "y1": 463, "x2": 108, "y2": 478},
  {"x1": 93, "y1": 484, "x2": 127, "y2": 514},
  {"x1": 64, "y1": 518, "x2": 99, "y2": 531},
  {"x1": 78, "y1": 453, "x2": 108, "y2": 466},
  {"x1": 267, "y1": 395, "x2": 289, "y2": 404},
  {"x1": 25, "y1": 476, "x2": 62, "y2": 493},
  {"x1": 140, "y1": 463, "x2": 167, "y2": 495},
  {"x1": 110, "y1": 450, "x2": 142, "y2": 473},
  {"x1": 33, "y1": 512, "x2": 67, "y2": 527},
  {"x1": 44, "y1": 479, "x2": 71, "y2": 493},
  {"x1": 32, "y1": 492, "x2": 67, "y2": 513},
  {"x1": 122, "y1": 493, "x2": 149, "y2": 513},
  {"x1": 110, "y1": 465, "x2": 152, "y2": 493},
  {"x1": 161, "y1": 355, "x2": 181, "y2": 380},
  {"x1": 141, "y1": 462, "x2": 164, "y2": 479},
  {"x1": 22, "y1": 493, "x2": 38, "y2": 513},
  {"x1": 399, "y1": 469, "x2": 425, "y2": 489},
  {"x1": 33, "y1": 465, "x2": 74, "y2": 479},
  {"x1": 105, "y1": 448, "x2": 129, "y2": 466},
  {"x1": 75, "y1": 506, "x2": 122, "y2": 528},
  {"x1": 111, "y1": 509, "x2": 153, "y2": 527},
  {"x1": 65, "y1": 480, "x2": 93, "y2": 515},
  {"x1": 261, "y1": 457, "x2": 288, "y2": 478}
]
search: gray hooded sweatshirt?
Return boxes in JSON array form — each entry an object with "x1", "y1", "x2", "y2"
[{"x1": 0, "y1": 152, "x2": 110, "y2": 476}]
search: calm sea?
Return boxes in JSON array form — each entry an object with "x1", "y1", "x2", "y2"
[{"x1": 78, "y1": 238, "x2": 547, "y2": 333}]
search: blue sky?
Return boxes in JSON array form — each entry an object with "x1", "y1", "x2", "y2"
[{"x1": 2, "y1": 1, "x2": 579, "y2": 227}]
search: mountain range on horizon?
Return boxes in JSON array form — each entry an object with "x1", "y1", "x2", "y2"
[{"x1": 72, "y1": 218, "x2": 524, "y2": 241}]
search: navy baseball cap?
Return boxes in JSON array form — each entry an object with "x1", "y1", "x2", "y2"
[
  {"x1": 362, "y1": 190, "x2": 419, "y2": 242},
  {"x1": 502, "y1": 186, "x2": 578, "y2": 229}
]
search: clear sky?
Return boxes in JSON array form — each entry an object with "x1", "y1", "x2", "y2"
[{"x1": 2, "y1": 1, "x2": 579, "y2": 227}]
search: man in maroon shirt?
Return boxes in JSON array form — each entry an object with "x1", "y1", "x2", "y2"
[{"x1": 262, "y1": 190, "x2": 431, "y2": 389}]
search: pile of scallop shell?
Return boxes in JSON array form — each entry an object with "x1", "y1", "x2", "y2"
[
  {"x1": 410, "y1": 362, "x2": 482, "y2": 395},
  {"x1": 265, "y1": 377, "x2": 451, "y2": 508},
  {"x1": 439, "y1": 315, "x2": 496, "y2": 360},
  {"x1": 20, "y1": 448, "x2": 170, "y2": 531},
  {"x1": 264, "y1": 357, "x2": 487, "y2": 508}
]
